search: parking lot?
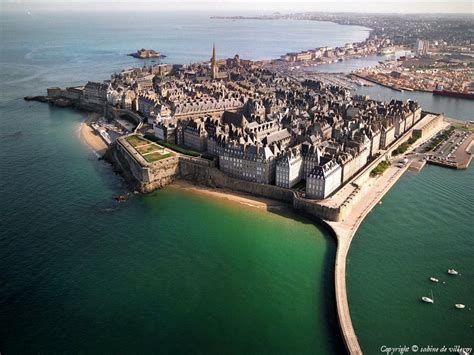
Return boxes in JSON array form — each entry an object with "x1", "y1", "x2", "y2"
[{"x1": 427, "y1": 130, "x2": 473, "y2": 168}]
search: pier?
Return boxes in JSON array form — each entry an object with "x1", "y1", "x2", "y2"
[
  {"x1": 327, "y1": 160, "x2": 411, "y2": 355},
  {"x1": 324, "y1": 114, "x2": 448, "y2": 355}
]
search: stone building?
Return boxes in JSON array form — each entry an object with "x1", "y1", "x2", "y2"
[
  {"x1": 275, "y1": 146, "x2": 303, "y2": 188},
  {"x1": 219, "y1": 143, "x2": 278, "y2": 184},
  {"x1": 154, "y1": 121, "x2": 176, "y2": 143},
  {"x1": 306, "y1": 158, "x2": 342, "y2": 199},
  {"x1": 379, "y1": 121, "x2": 396, "y2": 149},
  {"x1": 302, "y1": 144, "x2": 322, "y2": 178},
  {"x1": 246, "y1": 120, "x2": 279, "y2": 140},
  {"x1": 138, "y1": 94, "x2": 160, "y2": 120},
  {"x1": 183, "y1": 120, "x2": 208, "y2": 152},
  {"x1": 338, "y1": 147, "x2": 370, "y2": 184},
  {"x1": 84, "y1": 81, "x2": 110, "y2": 105}
]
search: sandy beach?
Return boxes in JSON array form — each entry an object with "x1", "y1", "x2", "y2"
[
  {"x1": 79, "y1": 113, "x2": 109, "y2": 156},
  {"x1": 170, "y1": 180, "x2": 289, "y2": 211}
]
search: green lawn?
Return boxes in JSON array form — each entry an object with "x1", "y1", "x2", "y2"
[
  {"x1": 144, "y1": 152, "x2": 174, "y2": 163},
  {"x1": 143, "y1": 134, "x2": 201, "y2": 157}
]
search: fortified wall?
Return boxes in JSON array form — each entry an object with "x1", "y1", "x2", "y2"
[
  {"x1": 179, "y1": 157, "x2": 343, "y2": 221},
  {"x1": 109, "y1": 112, "x2": 442, "y2": 222},
  {"x1": 108, "y1": 140, "x2": 180, "y2": 193},
  {"x1": 109, "y1": 141, "x2": 344, "y2": 220}
]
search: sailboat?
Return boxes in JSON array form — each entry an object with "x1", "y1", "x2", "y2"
[{"x1": 422, "y1": 290, "x2": 434, "y2": 304}]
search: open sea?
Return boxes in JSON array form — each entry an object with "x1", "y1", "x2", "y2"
[{"x1": 1, "y1": 10, "x2": 473, "y2": 354}]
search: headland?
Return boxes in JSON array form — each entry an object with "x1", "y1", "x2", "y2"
[{"x1": 26, "y1": 41, "x2": 472, "y2": 354}]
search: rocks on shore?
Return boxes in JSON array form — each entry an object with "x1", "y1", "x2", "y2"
[{"x1": 24, "y1": 95, "x2": 73, "y2": 107}]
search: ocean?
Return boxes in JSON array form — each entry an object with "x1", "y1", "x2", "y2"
[
  {"x1": 0, "y1": 10, "x2": 472, "y2": 354},
  {"x1": 348, "y1": 166, "x2": 474, "y2": 353}
]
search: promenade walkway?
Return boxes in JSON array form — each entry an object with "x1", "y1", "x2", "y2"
[
  {"x1": 327, "y1": 160, "x2": 411, "y2": 355},
  {"x1": 326, "y1": 116, "x2": 448, "y2": 354}
]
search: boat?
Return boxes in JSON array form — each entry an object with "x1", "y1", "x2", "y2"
[
  {"x1": 430, "y1": 277, "x2": 439, "y2": 283},
  {"x1": 455, "y1": 304, "x2": 465, "y2": 309},
  {"x1": 421, "y1": 290, "x2": 434, "y2": 304},
  {"x1": 432, "y1": 90, "x2": 474, "y2": 100},
  {"x1": 448, "y1": 269, "x2": 459, "y2": 275}
]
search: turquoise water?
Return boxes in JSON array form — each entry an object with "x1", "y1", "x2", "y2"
[
  {"x1": 0, "y1": 11, "x2": 362, "y2": 354},
  {"x1": 348, "y1": 166, "x2": 474, "y2": 353},
  {"x1": 0, "y1": 102, "x2": 343, "y2": 353},
  {"x1": 1, "y1": 9, "x2": 473, "y2": 354}
]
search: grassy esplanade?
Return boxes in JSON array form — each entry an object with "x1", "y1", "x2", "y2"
[{"x1": 125, "y1": 135, "x2": 174, "y2": 163}]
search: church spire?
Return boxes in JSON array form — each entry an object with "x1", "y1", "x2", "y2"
[
  {"x1": 211, "y1": 42, "x2": 218, "y2": 79},
  {"x1": 212, "y1": 42, "x2": 216, "y2": 66}
]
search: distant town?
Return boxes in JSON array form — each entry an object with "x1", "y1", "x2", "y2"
[{"x1": 214, "y1": 12, "x2": 474, "y2": 97}]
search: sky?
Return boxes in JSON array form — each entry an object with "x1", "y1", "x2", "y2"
[{"x1": 1, "y1": 0, "x2": 473, "y2": 13}]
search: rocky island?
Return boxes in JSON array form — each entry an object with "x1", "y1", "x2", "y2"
[{"x1": 128, "y1": 48, "x2": 165, "y2": 59}]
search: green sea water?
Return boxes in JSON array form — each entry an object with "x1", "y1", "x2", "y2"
[
  {"x1": 0, "y1": 11, "x2": 365, "y2": 353},
  {"x1": 0, "y1": 102, "x2": 344, "y2": 353},
  {"x1": 348, "y1": 166, "x2": 474, "y2": 353},
  {"x1": 1, "y1": 9, "x2": 474, "y2": 354}
]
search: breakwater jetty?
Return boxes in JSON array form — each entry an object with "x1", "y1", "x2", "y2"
[
  {"x1": 322, "y1": 114, "x2": 448, "y2": 355},
  {"x1": 106, "y1": 112, "x2": 447, "y2": 355},
  {"x1": 327, "y1": 160, "x2": 412, "y2": 355}
]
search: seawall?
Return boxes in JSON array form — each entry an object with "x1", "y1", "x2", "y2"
[
  {"x1": 108, "y1": 140, "x2": 345, "y2": 221},
  {"x1": 108, "y1": 112, "x2": 446, "y2": 355}
]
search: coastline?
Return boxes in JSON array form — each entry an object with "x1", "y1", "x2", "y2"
[
  {"x1": 79, "y1": 113, "x2": 108, "y2": 156},
  {"x1": 169, "y1": 179, "x2": 289, "y2": 211}
]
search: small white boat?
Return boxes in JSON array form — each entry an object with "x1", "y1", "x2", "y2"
[
  {"x1": 422, "y1": 290, "x2": 434, "y2": 304},
  {"x1": 430, "y1": 277, "x2": 439, "y2": 283},
  {"x1": 455, "y1": 304, "x2": 465, "y2": 309},
  {"x1": 448, "y1": 269, "x2": 459, "y2": 275}
]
